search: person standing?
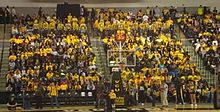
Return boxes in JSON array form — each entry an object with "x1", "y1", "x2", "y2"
[
  {"x1": 151, "y1": 81, "x2": 158, "y2": 107},
  {"x1": 5, "y1": 6, "x2": 11, "y2": 24},
  {"x1": 138, "y1": 81, "x2": 146, "y2": 106},
  {"x1": 23, "y1": 87, "x2": 31, "y2": 110},
  {"x1": 48, "y1": 82, "x2": 60, "y2": 108},
  {"x1": 11, "y1": 7, "x2": 16, "y2": 17},
  {"x1": 109, "y1": 89, "x2": 116, "y2": 111},
  {"x1": 154, "y1": 6, "x2": 161, "y2": 18},
  {"x1": 197, "y1": 5, "x2": 204, "y2": 16},
  {"x1": 91, "y1": 8, "x2": 95, "y2": 22},
  {"x1": 38, "y1": 7, "x2": 43, "y2": 17},
  {"x1": 96, "y1": 79, "x2": 107, "y2": 109},
  {"x1": 188, "y1": 80, "x2": 197, "y2": 107},
  {"x1": 35, "y1": 82, "x2": 45, "y2": 109},
  {"x1": 80, "y1": 6, "x2": 85, "y2": 16},
  {"x1": 175, "y1": 78, "x2": 185, "y2": 105},
  {"x1": 160, "y1": 81, "x2": 168, "y2": 107}
]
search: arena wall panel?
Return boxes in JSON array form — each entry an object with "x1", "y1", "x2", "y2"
[{"x1": 0, "y1": 0, "x2": 219, "y2": 10}]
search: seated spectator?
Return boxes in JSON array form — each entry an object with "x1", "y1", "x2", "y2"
[
  {"x1": 94, "y1": 8, "x2": 204, "y2": 106},
  {"x1": 7, "y1": 94, "x2": 17, "y2": 111}
]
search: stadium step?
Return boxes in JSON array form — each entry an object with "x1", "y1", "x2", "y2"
[
  {"x1": 177, "y1": 25, "x2": 214, "y2": 84},
  {"x1": 0, "y1": 25, "x2": 11, "y2": 91},
  {"x1": 90, "y1": 33, "x2": 110, "y2": 76}
]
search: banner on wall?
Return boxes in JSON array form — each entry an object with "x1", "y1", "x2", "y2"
[{"x1": 111, "y1": 68, "x2": 125, "y2": 107}]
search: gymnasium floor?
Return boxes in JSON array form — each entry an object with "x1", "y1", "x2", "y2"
[{"x1": 0, "y1": 103, "x2": 219, "y2": 112}]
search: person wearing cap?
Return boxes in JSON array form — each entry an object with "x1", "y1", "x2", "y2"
[{"x1": 7, "y1": 94, "x2": 17, "y2": 111}]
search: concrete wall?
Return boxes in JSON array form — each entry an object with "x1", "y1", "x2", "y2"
[
  {"x1": 0, "y1": 0, "x2": 219, "y2": 10},
  {"x1": 12, "y1": 7, "x2": 199, "y2": 17},
  {"x1": 0, "y1": 0, "x2": 218, "y2": 16}
]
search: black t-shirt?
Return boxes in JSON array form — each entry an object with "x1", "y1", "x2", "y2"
[{"x1": 0, "y1": 8, "x2": 4, "y2": 16}]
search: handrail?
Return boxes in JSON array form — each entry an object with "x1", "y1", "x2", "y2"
[
  {"x1": 177, "y1": 23, "x2": 214, "y2": 84},
  {"x1": 0, "y1": 15, "x2": 6, "y2": 76}
]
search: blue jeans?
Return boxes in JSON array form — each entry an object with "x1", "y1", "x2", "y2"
[
  {"x1": 169, "y1": 70, "x2": 178, "y2": 77},
  {"x1": 97, "y1": 99, "x2": 107, "y2": 108},
  {"x1": 207, "y1": 92, "x2": 214, "y2": 103},
  {"x1": 24, "y1": 99, "x2": 31, "y2": 109},
  {"x1": 51, "y1": 96, "x2": 59, "y2": 108}
]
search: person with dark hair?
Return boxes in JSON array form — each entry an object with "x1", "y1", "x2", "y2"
[
  {"x1": 5, "y1": 6, "x2": 11, "y2": 23},
  {"x1": 169, "y1": 6, "x2": 177, "y2": 20},
  {"x1": 38, "y1": 7, "x2": 43, "y2": 17},
  {"x1": 35, "y1": 82, "x2": 45, "y2": 109},
  {"x1": 96, "y1": 79, "x2": 107, "y2": 109},
  {"x1": 160, "y1": 81, "x2": 168, "y2": 107},
  {"x1": 48, "y1": 82, "x2": 60, "y2": 108},
  {"x1": 197, "y1": 5, "x2": 204, "y2": 16},
  {"x1": 175, "y1": 78, "x2": 185, "y2": 105},
  {"x1": 108, "y1": 89, "x2": 116, "y2": 111},
  {"x1": 188, "y1": 80, "x2": 197, "y2": 107},
  {"x1": 91, "y1": 8, "x2": 96, "y2": 22},
  {"x1": 11, "y1": 7, "x2": 16, "y2": 18},
  {"x1": 80, "y1": 6, "x2": 85, "y2": 16},
  {"x1": 154, "y1": 5, "x2": 161, "y2": 18},
  {"x1": 213, "y1": 7, "x2": 218, "y2": 17},
  {"x1": 23, "y1": 87, "x2": 31, "y2": 110},
  {"x1": 138, "y1": 81, "x2": 146, "y2": 106},
  {"x1": 7, "y1": 94, "x2": 17, "y2": 111},
  {"x1": 151, "y1": 81, "x2": 158, "y2": 107},
  {"x1": 0, "y1": 7, "x2": 4, "y2": 24}
]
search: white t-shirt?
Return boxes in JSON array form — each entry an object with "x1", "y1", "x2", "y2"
[
  {"x1": 161, "y1": 83, "x2": 168, "y2": 95},
  {"x1": 143, "y1": 15, "x2": 149, "y2": 22},
  {"x1": 14, "y1": 74, "x2": 21, "y2": 80},
  {"x1": 195, "y1": 43, "x2": 201, "y2": 52},
  {"x1": 11, "y1": 8, "x2": 16, "y2": 16}
]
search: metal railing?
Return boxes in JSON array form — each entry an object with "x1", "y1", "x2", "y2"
[
  {"x1": 177, "y1": 28, "x2": 214, "y2": 85},
  {"x1": 0, "y1": 17, "x2": 7, "y2": 76}
]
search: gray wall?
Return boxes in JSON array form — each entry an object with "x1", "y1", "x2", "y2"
[
  {"x1": 12, "y1": 7, "x2": 198, "y2": 17},
  {"x1": 0, "y1": 0, "x2": 219, "y2": 10}
]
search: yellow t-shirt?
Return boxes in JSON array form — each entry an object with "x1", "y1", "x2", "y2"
[
  {"x1": 109, "y1": 92, "x2": 116, "y2": 99},
  {"x1": 27, "y1": 68, "x2": 34, "y2": 75},
  {"x1": 67, "y1": 15, "x2": 72, "y2": 23},
  {"x1": 9, "y1": 55, "x2": 17, "y2": 61},
  {"x1": 48, "y1": 85, "x2": 58, "y2": 96},
  {"x1": 46, "y1": 72, "x2": 54, "y2": 79},
  {"x1": 60, "y1": 84, "x2": 68, "y2": 91}
]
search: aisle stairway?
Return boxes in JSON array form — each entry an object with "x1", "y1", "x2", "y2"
[
  {"x1": 176, "y1": 25, "x2": 214, "y2": 84},
  {"x1": 90, "y1": 36, "x2": 110, "y2": 78},
  {"x1": 0, "y1": 24, "x2": 11, "y2": 91},
  {"x1": 87, "y1": 19, "x2": 110, "y2": 78}
]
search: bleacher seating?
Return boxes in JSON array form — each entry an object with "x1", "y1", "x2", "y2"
[
  {"x1": 178, "y1": 10, "x2": 220, "y2": 73},
  {"x1": 94, "y1": 8, "x2": 210, "y2": 104},
  {"x1": 6, "y1": 13, "x2": 100, "y2": 97}
]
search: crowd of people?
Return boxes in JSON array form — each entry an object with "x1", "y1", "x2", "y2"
[
  {"x1": 5, "y1": 7, "x2": 105, "y2": 109},
  {"x1": 94, "y1": 7, "x2": 215, "y2": 107},
  {"x1": 1, "y1": 6, "x2": 217, "y2": 110},
  {"x1": 0, "y1": 6, "x2": 17, "y2": 24},
  {"x1": 178, "y1": 6, "x2": 220, "y2": 73}
]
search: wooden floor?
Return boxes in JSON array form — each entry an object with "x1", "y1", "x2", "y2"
[{"x1": 0, "y1": 103, "x2": 219, "y2": 112}]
